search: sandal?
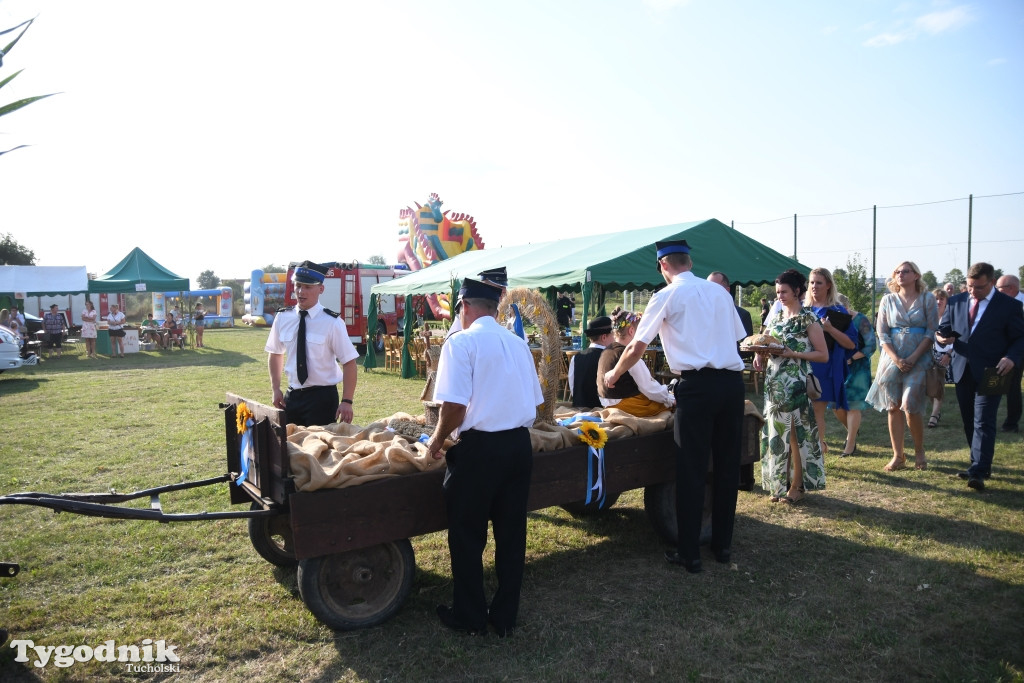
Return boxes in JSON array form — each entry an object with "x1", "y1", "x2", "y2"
[
  {"x1": 928, "y1": 413, "x2": 940, "y2": 428},
  {"x1": 883, "y1": 457, "x2": 906, "y2": 472},
  {"x1": 914, "y1": 454, "x2": 928, "y2": 470}
]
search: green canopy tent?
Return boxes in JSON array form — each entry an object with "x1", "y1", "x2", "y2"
[
  {"x1": 88, "y1": 247, "x2": 189, "y2": 293},
  {"x1": 367, "y1": 218, "x2": 808, "y2": 376}
]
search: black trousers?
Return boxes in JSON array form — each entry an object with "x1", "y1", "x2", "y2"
[
  {"x1": 672, "y1": 368, "x2": 745, "y2": 563},
  {"x1": 442, "y1": 427, "x2": 532, "y2": 631},
  {"x1": 284, "y1": 385, "x2": 338, "y2": 427},
  {"x1": 1004, "y1": 364, "x2": 1023, "y2": 429}
]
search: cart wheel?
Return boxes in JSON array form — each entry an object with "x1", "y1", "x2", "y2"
[
  {"x1": 559, "y1": 492, "x2": 621, "y2": 516},
  {"x1": 247, "y1": 503, "x2": 297, "y2": 568},
  {"x1": 643, "y1": 481, "x2": 712, "y2": 546},
  {"x1": 297, "y1": 539, "x2": 415, "y2": 631}
]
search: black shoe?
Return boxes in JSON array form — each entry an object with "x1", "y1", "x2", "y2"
[
  {"x1": 664, "y1": 550, "x2": 702, "y2": 573},
  {"x1": 488, "y1": 617, "x2": 515, "y2": 638},
  {"x1": 436, "y1": 605, "x2": 486, "y2": 636},
  {"x1": 958, "y1": 470, "x2": 990, "y2": 480},
  {"x1": 712, "y1": 548, "x2": 731, "y2": 564},
  {"x1": 967, "y1": 477, "x2": 985, "y2": 491},
  {"x1": 1002, "y1": 424, "x2": 1019, "y2": 433}
]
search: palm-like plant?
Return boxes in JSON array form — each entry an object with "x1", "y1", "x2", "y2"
[{"x1": 1, "y1": 17, "x2": 57, "y2": 157}]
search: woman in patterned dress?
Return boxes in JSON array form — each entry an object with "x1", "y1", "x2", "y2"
[
  {"x1": 832, "y1": 294, "x2": 876, "y2": 456},
  {"x1": 865, "y1": 261, "x2": 939, "y2": 471},
  {"x1": 754, "y1": 269, "x2": 829, "y2": 503},
  {"x1": 80, "y1": 300, "x2": 98, "y2": 359}
]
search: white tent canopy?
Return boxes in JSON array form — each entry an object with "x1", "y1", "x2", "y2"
[{"x1": 0, "y1": 266, "x2": 89, "y2": 295}]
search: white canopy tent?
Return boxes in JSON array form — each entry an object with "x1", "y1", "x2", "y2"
[{"x1": 0, "y1": 266, "x2": 89, "y2": 295}]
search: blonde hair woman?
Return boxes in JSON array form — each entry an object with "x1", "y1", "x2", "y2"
[
  {"x1": 596, "y1": 307, "x2": 674, "y2": 416},
  {"x1": 865, "y1": 261, "x2": 939, "y2": 471},
  {"x1": 804, "y1": 267, "x2": 858, "y2": 454}
]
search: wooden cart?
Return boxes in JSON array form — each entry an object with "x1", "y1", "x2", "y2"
[{"x1": 226, "y1": 393, "x2": 761, "y2": 631}]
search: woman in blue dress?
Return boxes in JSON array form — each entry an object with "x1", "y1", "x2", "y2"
[
  {"x1": 832, "y1": 294, "x2": 876, "y2": 456},
  {"x1": 866, "y1": 261, "x2": 938, "y2": 471},
  {"x1": 804, "y1": 267, "x2": 858, "y2": 454}
]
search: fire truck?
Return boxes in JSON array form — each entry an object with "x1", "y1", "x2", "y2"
[{"x1": 284, "y1": 262, "x2": 407, "y2": 352}]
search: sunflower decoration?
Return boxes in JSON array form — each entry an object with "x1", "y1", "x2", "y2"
[
  {"x1": 236, "y1": 402, "x2": 254, "y2": 435},
  {"x1": 578, "y1": 421, "x2": 608, "y2": 450}
]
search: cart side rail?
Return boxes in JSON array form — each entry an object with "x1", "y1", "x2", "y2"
[{"x1": 224, "y1": 393, "x2": 293, "y2": 507}]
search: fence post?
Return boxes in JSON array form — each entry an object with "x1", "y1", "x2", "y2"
[
  {"x1": 871, "y1": 205, "x2": 877, "y2": 321},
  {"x1": 967, "y1": 193, "x2": 973, "y2": 271},
  {"x1": 793, "y1": 214, "x2": 798, "y2": 260}
]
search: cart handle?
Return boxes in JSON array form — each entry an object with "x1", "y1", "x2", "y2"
[{"x1": 0, "y1": 474, "x2": 282, "y2": 523}]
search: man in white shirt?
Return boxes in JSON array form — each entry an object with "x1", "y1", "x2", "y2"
[
  {"x1": 427, "y1": 276, "x2": 544, "y2": 637},
  {"x1": 603, "y1": 240, "x2": 747, "y2": 573},
  {"x1": 265, "y1": 261, "x2": 359, "y2": 427}
]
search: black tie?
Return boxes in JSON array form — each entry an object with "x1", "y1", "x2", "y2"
[{"x1": 296, "y1": 309, "x2": 308, "y2": 385}]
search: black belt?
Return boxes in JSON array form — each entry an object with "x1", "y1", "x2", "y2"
[
  {"x1": 676, "y1": 367, "x2": 741, "y2": 376},
  {"x1": 287, "y1": 385, "x2": 333, "y2": 394},
  {"x1": 461, "y1": 427, "x2": 528, "y2": 437}
]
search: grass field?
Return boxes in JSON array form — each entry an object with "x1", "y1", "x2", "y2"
[{"x1": 1, "y1": 325, "x2": 1022, "y2": 682}]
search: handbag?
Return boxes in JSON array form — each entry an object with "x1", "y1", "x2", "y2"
[
  {"x1": 806, "y1": 372, "x2": 822, "y2": 400},
  {"x1": 925, "y1": 364, "x2": 945, "y2": 400}
]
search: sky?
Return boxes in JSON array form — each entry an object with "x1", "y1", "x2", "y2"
[{"x1": 1, "y1": 0, "x2": 1022, "y2": 286}]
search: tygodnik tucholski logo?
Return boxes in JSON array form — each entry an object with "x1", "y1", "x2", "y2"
[{"x1": 9, "y1": 638, "x2": 180, "y2": 672}]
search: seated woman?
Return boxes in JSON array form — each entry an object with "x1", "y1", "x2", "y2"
[
  {"x1": 596, "y1": 307, "x2": 675, "y2": 417},
  {"x1": 161, "y1": 313, "x2": 178, "y2": 349}
]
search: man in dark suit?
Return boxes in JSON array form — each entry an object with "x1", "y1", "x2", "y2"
[
  {"x1": 937, "y1": 263, "x2": 1024, "y2": 491},
  {"x1": 707, "y1": 272, "x2": 754, "y2": 350},
  {"x1": 995, "y1": 274, "x2": 1023, "y2": 432}
]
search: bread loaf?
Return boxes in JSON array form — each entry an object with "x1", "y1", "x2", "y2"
[{"x1": 741, "y1": 333, "x2": 784, "y2": 349}]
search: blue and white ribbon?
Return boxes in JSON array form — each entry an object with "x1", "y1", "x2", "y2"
[
  {"x1": 236, "y1": 418, "x2": 254, "y2": 485},
  {"x1": 584, "y1": 441, "x2": 607, "y2": 508}
]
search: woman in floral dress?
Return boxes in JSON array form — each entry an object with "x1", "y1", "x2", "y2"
[
  {"x1": 865, "y1": 261, "x2": 939, "y2": 471},
  {"x1": 80, "y1": 300, "x2": 98, "y2": 359},
  {"x1": 754, "y1": 269, "x2": 829, "y2": 503}
]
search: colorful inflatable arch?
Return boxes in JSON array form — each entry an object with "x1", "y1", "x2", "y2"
[{"x1": 396, "y1": 193, "x2": 484, "y2": 319}]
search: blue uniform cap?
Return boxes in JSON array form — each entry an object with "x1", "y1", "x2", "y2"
[
  {"x1": 293, "y1": 260, "x2": 328, "y2": 284},
  {"x1": 477, "y1": 266, "x2": 508, "y2": 288},
  {"x1": 655, "y1": 240, "x2": 691, "y2": 260},
  {"x1": 454, "y1": 277, "x2": 503, "y2": 313}
]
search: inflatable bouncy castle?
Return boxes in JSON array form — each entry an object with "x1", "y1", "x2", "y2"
[
  {"x1": 243, "y1": 270, "x2": 288, "y2": 326},
  {"x1": 396, "y1": 193, "x2": 484, "y2": 319},
  {"x1": 154, "y1": 288, "x2": 234, "y2": 328}
]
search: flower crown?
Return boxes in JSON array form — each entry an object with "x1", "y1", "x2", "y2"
[{"x1": 614, "y1": 312, "x2": 640, "y2": 330}]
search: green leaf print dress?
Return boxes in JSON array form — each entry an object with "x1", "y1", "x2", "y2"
[{"x1": 760, "y1": 307, "x2": 826, "y2": 497}]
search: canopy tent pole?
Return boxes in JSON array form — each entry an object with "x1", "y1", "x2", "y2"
[
  {"x1": 400, "y1": 295, "x2": 416, "y2": 378},
  {"x1": 580, "y1": 272, "x2": 591, "y2": 342},
  {"x1": 363, "y1": 293, "x2": 380, "y2": 370}
]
